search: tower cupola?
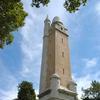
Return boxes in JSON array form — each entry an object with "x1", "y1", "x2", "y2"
[{"x1": 52, "y1": 16, "x2": 63, "y2": 25}]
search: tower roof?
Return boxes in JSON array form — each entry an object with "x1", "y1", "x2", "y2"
[
  {"x1": 52, "y1": 16, "x2": 63, "y2": 25},
  {"x1": 52, "y1": 16, "x2": 60, "y2": 22}
]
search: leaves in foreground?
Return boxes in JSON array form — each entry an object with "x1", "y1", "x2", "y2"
[
  {"x1": 14, "y1": 81, "x2": 36, "y2": 100},
  {"x1": 0, "y1": 0, "x2": 27, "y2": 48},
  {"x1": 82, "y1": 81, "x2": 100, "y2": 100},
  {"x1": 0, "y1": 0, "x2": 88, "y2": 49},
  {"x1": 31, "y1": 0, "x2": 87, "y2": 13}
]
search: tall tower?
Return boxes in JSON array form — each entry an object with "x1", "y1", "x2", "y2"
[{"x1": 39, "y1": 16, "x2": 77, "y2": 100}]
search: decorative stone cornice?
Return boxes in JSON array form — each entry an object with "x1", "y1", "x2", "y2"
[
  {"x1": 38, "y1": 89, "x2": 51, "y2": 98},
  {"x1": 58, "y1": 88, "x2": 77, "y2": 96}
]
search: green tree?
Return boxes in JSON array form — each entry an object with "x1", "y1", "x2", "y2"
[
  {"x1": 31, "y1": 0, "x2": 87, "y2": 13},
  {"x1": 0, "y1": 0, "x2": 88, "y2": 49},
  {"x1": 16, "y1": 81, "x2": 36, "y2": 100},
  {"x1": 82, "y1": 81, "x2": 100, "y2": 100},
  {"x1": 0, "y1": 0, "x2": 27, "y2": 48}
]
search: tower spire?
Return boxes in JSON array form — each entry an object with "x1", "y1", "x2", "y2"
[
  {"x1": 44, "y1": 15, "x2": 51, "y2": 36},
  {"x1": 46, "y1": 15, "x2": 49, "y2": 20},
  {"x1": 44, "y1": 15, "x2": 50, "y2": 22}
]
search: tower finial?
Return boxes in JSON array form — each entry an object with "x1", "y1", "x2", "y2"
[
  {"x1": 44, "y1": 15, "x2": 50, "y2": 22},
  {"x1": 46, "y1": 15, "x2": 49, "y2": 19}
]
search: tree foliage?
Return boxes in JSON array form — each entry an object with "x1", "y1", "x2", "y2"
[
  {"x1": 31, "y1": 0, "x2": 87, "y2": 13},
  {"x1": 0, "y1": 0, "x2": 27, "y2": 48},
  {"x1": 82, "y1": 81, "x2": 100, "y2": 100},
  {"x1": 16, "y1": 81, "x2": 36, "y2": 100},
  {"x1": 64, "y1": 0, "x2": 87, "y2": 13},
  {"x1": 0, "y1": 0, "x2": 88, "y2": 49}
]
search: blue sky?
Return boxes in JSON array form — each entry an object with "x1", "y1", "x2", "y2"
[{"x1": 0, "y1": 0, "x2": 100, "y2": 100}]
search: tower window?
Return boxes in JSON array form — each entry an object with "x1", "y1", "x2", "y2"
[
  {"x1": 62, "y1": 38, "x2": 63, "y2": 43},
  {"x1": 63, "y1": 69, "x2": 64, "y2": 74},
  {"x1": 62, "y1": 52, "x2": 64, "y2": 57},
  {"x1": 61, "y1": 27, "x2": 63, "y2": 30}
]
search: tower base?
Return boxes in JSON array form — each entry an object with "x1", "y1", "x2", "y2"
[
  {"x1": 38, "y1": 87, "x2": 77, "y2": 100},
  {"x1": 39, "y1": 74, "x2": 77, "y2": 100}
]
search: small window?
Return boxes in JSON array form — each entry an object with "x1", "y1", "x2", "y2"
[
  {"x1": 62, "y1": 38, "x2": 63, "y2": 43},
  {"x1": 61, "y1": 27, "x2": 63, "y2": 30},
  {"x1": 62, "y1": 52, "x2": 64, "y2": 57},
  {"x1": 63, "y1": 69, "x2": 64, "y2": 74}
]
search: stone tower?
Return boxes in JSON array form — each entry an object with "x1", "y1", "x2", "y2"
[{"x1": 39, "y1": 16, "x2": 77, "y2": 100}]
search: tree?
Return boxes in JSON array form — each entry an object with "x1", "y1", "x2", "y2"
[
  {"x1": 82, "y1": 81, "x2": 100, "y2": 100},
  {"x1": 0, "y1": 0, "x2": 27, "y2": 48},
  {"x1": 0, "y1": 0, "x2": 88, "y2": 49},
  {"x1": 31, "y1": 0, "x2": 87, "y2": 13},
  {"x1": 16, "y1": 81, "x2": 36, "y2": 100}
]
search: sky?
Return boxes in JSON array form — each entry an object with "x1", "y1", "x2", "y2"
[{"x1": 0, "y1": 0, "x2": 100, "y2": 100}]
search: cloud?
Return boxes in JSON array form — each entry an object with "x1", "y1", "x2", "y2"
[
  {"x1": 95, "y1": 2, "x2": 100, "y2": 15},
  {"x1": 74, "y1": 58, "x2": 100, "y2": 99},
  {"x1": 76, "y1": 75, "x2": 91, "y2": 99},
  {"x1": 75, "y1": 71, "x2": 100, "y2": 99},
  {"x1": 0, "y1": 88, "x2": 17, "y2": 100},
  {"x1": 82, "y1": 58, "x2": 98, "y2": 68},
  {"x1": 35, "y1": 89, "x2": 39, "y2": 99},
  {"x1": 19, "y1": 0, "x2": 69, "y2": 82},
  {"x1": 19, "y1": 0, "x2": 43, "y2": 77},
  {"x1": 0, "y1": 60, "x2": 18, "y2": 100},
  {"x1": 46, "y1": 0, "x2": 67, "y2": 21}
]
